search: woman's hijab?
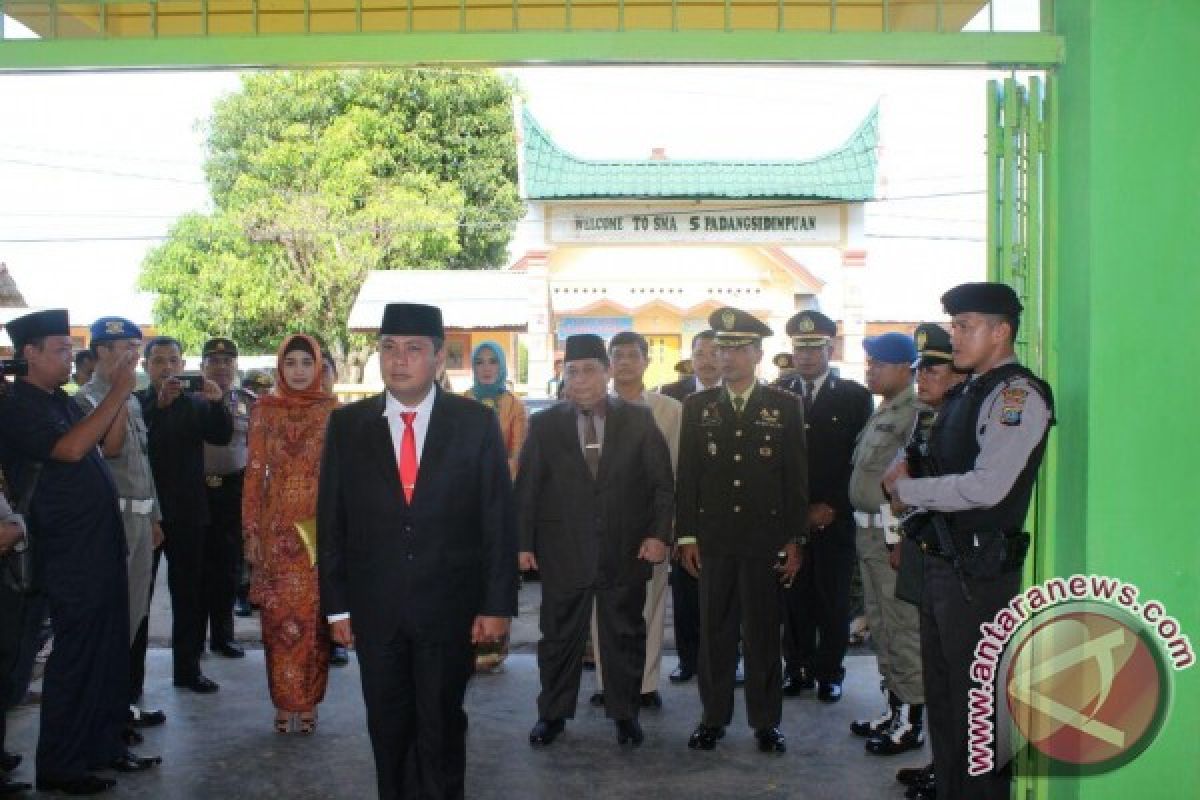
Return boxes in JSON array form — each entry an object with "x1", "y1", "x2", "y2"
[
  {"x1": 259, "y1": 333, "x2": 329, "y2": 408},
  {"x1": 468, "y1": 341, "x2": 508, "y2": 402}
]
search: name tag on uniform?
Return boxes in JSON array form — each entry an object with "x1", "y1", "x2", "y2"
[
  {"x1": 754, "y1": 408, "x2": 783, "y2": 428},
  {"x1": 875, "y1": 422, "x2": 895, "y2": 433}
]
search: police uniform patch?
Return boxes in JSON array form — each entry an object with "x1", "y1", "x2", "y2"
[{"x1": 1000, "y1": 387, "x2": 1028, "y2": 426}]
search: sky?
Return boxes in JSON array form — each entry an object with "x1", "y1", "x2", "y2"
[{"x1": 0, "y1": 0, "x2": 1044, "y2": 331}]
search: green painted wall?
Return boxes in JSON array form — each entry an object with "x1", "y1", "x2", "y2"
[{"x1": 1052, "y1": 1, "x2": 1200, "y2": 797}]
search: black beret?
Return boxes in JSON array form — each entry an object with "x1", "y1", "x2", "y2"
[
  {"x1": 941, "y1": 282, "x2": 1023, "y2": 317},
  {"x1": 202, "y1": 337, "x2": 238, "y2": 358},
  {"x1": 913, "y1": 323, "x2": 954, "y2": 367},
  {"x1": 380, "y1": 303, "x2": 445, "y2": 339},
  {"x1": 709, "y1": 307, "x2": 772, "y2": 346},
  {"x1": 786, "y1": 310, "x2": 837, "y2": 345},
  {"x1": 564, "y1": 334, "x2": 608, "y2": 364},
  {"x1": 6, "y1": 309, "x2": 69, "y2": 352}
]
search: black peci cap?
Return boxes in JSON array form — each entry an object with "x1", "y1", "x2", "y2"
[
  {"x1": 564, "y1": 334, "x2": 608, "y2": 364},
  {"x1": 380, "y1": 303, "x2": 445, "y2": 339},
  {"x1": 6, "y1": 309, "x2": 69, "y2": 352}
]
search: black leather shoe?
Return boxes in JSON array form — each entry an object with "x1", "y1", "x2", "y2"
[
  {"x1": 755, "y1": 727, "x2": 787, "y2": 754},
  {"x1": 589, "y1": 692, "x2": 605, "y2": 708},
  {"x1": 817, "y1": 681, "x2": 843, "y2": 703},
  {"x1": 107, "y1": 752, "x2": 161, "y2": 773},
  {"x1": 615, "y1": 719, "x2": 644, "y2": 747},
  {"x1": 687, "y1": 724, "x2": 724, "y2": 750},
  {"x1": 897, "y1": 762, "x2": 935, "y2": 787},
  {"x1": 0, "y1": 751, "x2": 20, "y2": 772},
  {"x1": 174, "y1": 674, "x2": 219, "y2": 693},
  {"x1": 782, "y1": 668, "x2": 815, "y2": 696},
  {"x1": 120, "y1": 727, "x2": 143, "y2": 748},
  {"x1": 128, "y1": 706, "x2": 166, "y2": 728},
  {"x1": 330, "y1": 645, "x2": 349, "y2": 667},
  {"x1": 0, "y1": 777, "x2": 31, "y2": 795},
  {"x1": 906, "y1": 782, "x2": 937, "y2": 800},
  {"x1": 640, "y1": 691, "x2": 662, "y2": 709},
  {"x1": 528, "y1": 719, "x2": 565, "y2": 747},
  {"x1": 668, "y1": 665, "x2": 695, "y2": 683},
  {"x1": 211, "y1": 642, "x2": 245, "y2": 659},
  {"x1": 35, "y1": 774, "x2": 116, "y2": 795}
]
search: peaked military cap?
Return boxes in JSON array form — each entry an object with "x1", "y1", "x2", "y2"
[
  {"x1": 89, "y1": 316, "x2": 142, "y2": 344},
  {"x1": 709, "y1": 307, "x2": 772, "y2": 346},
  {"x1": 941, "y1": 282, "x2": 1023, "y2": 317},
  {"x1": 5, "y1": 309, "x2": 69, "y2": 352},
  {"x1": 202, "y1": 337, "x2": 238, "y2": 358},
  {"x1": 786, "y1": 310, "x2": 837, "y2": 348},
  {"x1": 380, "y1": 303, "x2": 445, "y2": 339},
  {"x1": 913, "y1": 323, "x2": 954, "y2": 368}
]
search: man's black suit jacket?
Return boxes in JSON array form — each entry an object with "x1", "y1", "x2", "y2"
[
  {"x1": 657, "y1": 377, "x2": 699, "y2": 404},
  {"x1": 317, "y1": 388, "x2": 518, "y2": 645},
  {"x1": 515, "y1": 398, "x2": 674, "y2": 592},
  {"x1": 777, "y1": 375, "x2": 872, "y2": 518}
]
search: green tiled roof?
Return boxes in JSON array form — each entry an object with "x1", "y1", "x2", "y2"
[{"x1": 522, "y1": 106, "x2": 878, "y2": 201}]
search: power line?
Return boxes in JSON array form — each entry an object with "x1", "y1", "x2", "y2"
[{"x1": 0, "y1": 157, "x2": 205, "y2": 185}]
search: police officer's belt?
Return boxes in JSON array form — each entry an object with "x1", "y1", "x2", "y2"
[
  {"x1": 919, "y1": 528, "x2": 1030, "y2": 577},
  {"x1": 119, "y1": 498, "x2": 155, "y2": 515}
]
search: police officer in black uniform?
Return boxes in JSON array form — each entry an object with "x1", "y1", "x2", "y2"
[
  {"x1": 777, "y1": 310, "x2": 872, "y2": 703},
  {"x1": 676, "y1": 307, "x2": 807, "y2": 754},
  {"x1": 884, "y1": 283, "x2": 1054, "y2": 800},
  {"x1": 200, "y1": 338, "x2": 255, "y2": 659}
]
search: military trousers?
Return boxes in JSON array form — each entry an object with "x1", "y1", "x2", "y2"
[{"x1": 856, "y1": 524, "x2": 924, "y2": 703}]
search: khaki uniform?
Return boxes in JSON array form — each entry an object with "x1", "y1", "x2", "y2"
[{"x1": 849, "y1": 385, "x2": 923, "y2": 704}]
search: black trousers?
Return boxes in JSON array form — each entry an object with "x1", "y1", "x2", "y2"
[
  {"x1": 162, "y1": 522, "x2": 206, "y2": 683},
  {"x1": 0, "y1": 584, "x2": 46, "y2": 754},
  {"x1": 698, "y1": 553, "x2": 783, "y2": 730},
  {"x1": 922, "y1": 554, "x2": 1020, "y2": 800},
  {"x1": 781, "y1": 518, "x2": 856, "y2": 683},
  {"x1": 36, "y1": 562, "x2": 128, "y2": 780},
  {"x1": 203, "y1": 473, "x2": 243, "y2": 647},
  {"x1": 669, "y1": 564, "x2": 700, "y2": 672},
  {"x1": 129, "y1": 547, "x2": 161, "y2": 705},
  {"x1": 357, "y1": 627, "x2": 475, "y2": 800},
  {"x1": 537, "y1": 581, "x2": 646, "y2": 722}
]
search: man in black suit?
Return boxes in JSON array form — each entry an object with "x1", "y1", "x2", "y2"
[
  {"x1": 318, "y1": 303, "x2": 517, "y2": 800},
  {"x1": 677, "y1": 307, "x2": 807, "y2": 754},
  {"x1": 138, "y1": 336, "x2": 233, "y2": 695},
  {"x1": 777, "y1": 311, "x2": 872, "y2": 703},
  {"x1": 657, "y1": 329, "x2": 721, "y2": 685},
  {"x1": 516, "y1": 334, "x2": 674, "y2": 749}
]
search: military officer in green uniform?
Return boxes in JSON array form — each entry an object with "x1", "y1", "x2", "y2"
[
  {"x1": 884, "y1": 282, "x2": 1053, "y2": 800},
  {"x1": 201, "y1": 337, "x2": 256, "y2": 659},
  {"x1": 676, "y1": 307, "x2": 807, "y2": 755}
]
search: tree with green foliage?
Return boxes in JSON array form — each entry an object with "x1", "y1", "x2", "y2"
[{"x1": 140, "y1": 68, "x2": 523, "y2": 379}]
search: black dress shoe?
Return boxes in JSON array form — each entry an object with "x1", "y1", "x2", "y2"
[
  {"x1": 615, "y1": 719, "x2": 644, "y2": 747},
  {"x1": 0, "y1": 777, "x2": 31, "y2": 795},
  {"x1": 640, "y1": 691, "x2": 662, "y2": 709},
  {"x1": 817, "y1": 681, "x2": 843, "y2": 703},
  {"x1": 35, "y1": 774, "x2": 116, "y2": 795},
  {"x1": 128, "y1": 706, "x2": 166, "y2": 728},
  {"x1": 174, "y1": 674, "x2": 219, "y2": 693},
  {"x1": 120, "y1": 727, "x2": 143, "y2": 748},
  {"x1": 528, "y1": 718, "x2": 565, "y2": 747},
  {"x1": 107, "y1": 752, "x2": 161, "y2": 773},
  {"x1": 589, "y1": 692, "x2": 605, "y2": 707},
  {"x1": 687, "y1": 724, "x2": 725, "y2": 750},
  {"x1": 897, "y1": 762, "x2": 935, "y2": 787},
  {"x1": 755, "y1": 727, "x2": 787, "y2": 754},
  {"x1": 668, "y1": 665, "x2": 695, "y2": 683},
  {"x1": 330, "y1": 645, "x2": 349, "y2": 667},
  {"x1": 906, "y1": 782, "x2": 937, "y2": 800},
  {"x1": 782, "y1": 669, "x2": 815, "y2": 696},
  {"x1": 211, "y1": 642, "x2": 245, "y2": 659},
  {"x1": 0, "y1": 751, "x2": 20, "y2": 772}
]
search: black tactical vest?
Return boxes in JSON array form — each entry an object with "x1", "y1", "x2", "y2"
[{"x1": 928, "y1": 363, "x2": 1055, "y2": 535}]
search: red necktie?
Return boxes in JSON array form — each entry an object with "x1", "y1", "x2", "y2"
[{"x1": 398, "y1": 411, "x2": 418, "y2": 503}]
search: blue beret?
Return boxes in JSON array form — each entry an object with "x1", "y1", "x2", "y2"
[
  {"x1": 89, "y1": 316, "x2": 142, "y2": 344},
  {"x1": 863, "y1": 332, "x2": 918, "y2": 365}
]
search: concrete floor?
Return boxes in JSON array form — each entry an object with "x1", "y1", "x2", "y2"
[{"x1": 6, "y1": 571, "x2": 926, "y2": 799}]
